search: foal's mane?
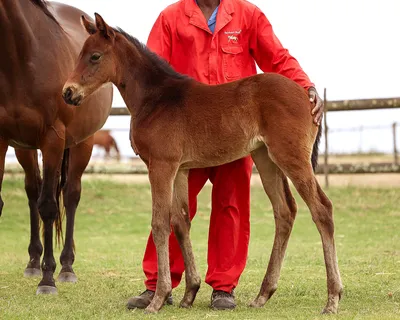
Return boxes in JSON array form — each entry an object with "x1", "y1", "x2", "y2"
[
  {"x1": 114, "y1": 27, "x2": 188, "y2": 81},
  {"x1": 30, "y1": 0, "x2": 60, "y2": 26}
]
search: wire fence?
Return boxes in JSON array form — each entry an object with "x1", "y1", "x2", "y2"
[
  {"x1": 322, "y1": 122, "x2": 398, "y2": 157},
  {"x1": 3, "y1": 122, "x2": 399, "y2": 161}
]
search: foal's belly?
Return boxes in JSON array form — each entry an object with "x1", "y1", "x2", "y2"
[{"x1": 180, "y1": 135, "x2": 265, "y2": 169}]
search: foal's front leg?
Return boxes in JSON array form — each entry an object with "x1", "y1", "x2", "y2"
[
  {"x1": 144, "y1": 161, "x2": 178, "y2": 313},
  {"x1": 170, "y1": 170, "x2": 201, "y2": 308},
  {"x1": 36, "y1": 124, "x2": 65, "y2": 294}
]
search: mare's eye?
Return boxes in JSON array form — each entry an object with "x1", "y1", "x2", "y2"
[{"x1": 90, "y1": 53, "x2": 102, "y2": 62}]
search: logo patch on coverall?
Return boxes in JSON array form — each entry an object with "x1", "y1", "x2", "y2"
[{"x1": 225, "y1": 30, "x2": 241, "y2": 43}]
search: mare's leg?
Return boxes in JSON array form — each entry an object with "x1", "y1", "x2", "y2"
[
  {"x1": 112, "y1": 139, "x2": 120, "y2": 161},
  {"x1": 268, "y1": 143, "x2": 342, "y2": 314},
  {"x1": 0, "y1": 139, "x2": 8, "y2": 216},
  {"x1": 249, "y1": 146, "x2": 297, "y2": 307},
  {"x1": 58, "y1": 137, "x2": 94, "y2": 283},
  {"x1": 36, "y1": 122, "x2": 65, "y2": 294},
  {"x1": 15, "y1": 149, "x2": 43, "y2": 277},
  {"x1": 145, "y1": 161, "x2": 178, "y2": 313},
  {"x1": 170, "y1": 169, "x2": 201, "y2": 308},
  {"x1": 104, "y1": 145, "x2": 110, "y2": 160}
]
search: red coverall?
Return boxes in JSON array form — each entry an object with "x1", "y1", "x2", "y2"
[{"x1": 143, "y1": 0, "x2": 314, "y2": 293}]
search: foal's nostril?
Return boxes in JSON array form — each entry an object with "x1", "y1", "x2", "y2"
[{"x1": 64, "y1": 87, "x2": 73, "y2": 101}]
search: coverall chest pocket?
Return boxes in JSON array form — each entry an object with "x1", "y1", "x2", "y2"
[{"x1": 222, "y1": 45, "x2": 243, "y2": 81}]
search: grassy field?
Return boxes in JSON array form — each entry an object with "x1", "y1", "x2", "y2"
[{"x1": 0, "y1": 176, "x2": 399, "y2": 319}]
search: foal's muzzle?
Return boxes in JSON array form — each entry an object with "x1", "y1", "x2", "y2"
[{"x1": 62, "y1": 85, "x2": 83, "y2": 106}]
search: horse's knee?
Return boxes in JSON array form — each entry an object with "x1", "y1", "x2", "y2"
[
  {"x1": 38, "y1": 196, "x2": 58, "y2": 220},
  {"x1": 25, "y1": 178, "x2": 41, "y2": 199},
  {"x1": 151, "y1": 219, "x2": 170, "y2": 240}
]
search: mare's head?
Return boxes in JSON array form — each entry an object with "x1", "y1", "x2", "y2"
[{"x1": 63, "y1": 13, "x2": 116, "y2": 106}]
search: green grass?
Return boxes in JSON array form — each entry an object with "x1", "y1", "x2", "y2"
[{"x1": 0, "y1": 176, "x2": 399, "y2": 319}]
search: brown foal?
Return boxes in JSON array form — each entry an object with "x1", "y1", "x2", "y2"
[
  {"x1": 63, "y1": 14, "x2": 342, "y2": 314},
  {"x1": 0, "y1": 1, "x2": 112, "y2": 294}
]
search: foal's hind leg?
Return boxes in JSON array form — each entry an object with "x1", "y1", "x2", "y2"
[
  {"x1": 170, "y1": 169, "x2": 201, "y2": 308},
  {"x1": 15, "y1": 149, "x2": 43, "y2": 278},
  {"x1": 58, "y1": 137, "x2": 94, "y2": 283},
  {"x1": 269, "y1": 147, "x2": 342, "y2": 314},
  {"x1": 249, "y1": 146, "x2": 297, "y2": 308}
]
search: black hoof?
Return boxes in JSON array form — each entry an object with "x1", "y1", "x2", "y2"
[
  {"x1": 57, "y1": 272, "x2": 77, "y2": 283},
  {"x1": 36, "y1": 285, "x2": 58, "y2": 295},
  {"x1": 24, "y1": 268, "x2": 41, "y2": 278}
]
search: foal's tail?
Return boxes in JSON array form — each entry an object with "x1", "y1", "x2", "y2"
[
  {"x1": 311, "y1": 124, "x2": 322, "y2": 172},
  {"x1": 55, "y1": 148, "x2": 69, "y2": 247}
]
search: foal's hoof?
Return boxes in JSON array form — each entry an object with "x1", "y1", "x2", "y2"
[
  {"x1": 144, "y1": 301, "x2": 163, "y2": 314},
  {"x1": 24, "y1": 268, "x2": 41, "y2": 278},
  {"x1": 36, "y1": 285, "x2": 58, "y2": 295},
  {"x1": 179, "y1": 290, "x2": 198, "y2": 308},
  {"x1": 322, "y1": 295, "x2": 340, "y2": 314},
  {"x1": 322, "y1": 306, "x2": 338, "y2": 314},
  {"x1": 249, "y1": 296, "x2": 267, "y2": 308},
  {"x1": 144, "y1": 305, "x2": 158, "y2": 314},
  {"x1": 57, "y1": 272, "x2": 77, "y2": 283},
  {"x1": 179, "y1": 300, "x2": 193, "y2": 309}
]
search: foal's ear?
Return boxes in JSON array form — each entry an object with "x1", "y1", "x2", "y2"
[
  {"x1": 81, "y1": 15, "x2": 96, "y2": 35},
  {"x1": 94, "y1": 13, "x2": 115, "y2": 40}
]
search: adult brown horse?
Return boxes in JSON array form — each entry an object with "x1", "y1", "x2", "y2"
[
  {"x1": 64, "y1": 14, "x2": 342, "y2": 314},
  {"x1": 93, "y1": 130, "x2": 120, "y2": 160},
  {"x1": 0, "y1": 1, "x2": 112, "y2": 294},
  {"x1": 0, "y1": 137, "x2": 95, "y2": 283}
]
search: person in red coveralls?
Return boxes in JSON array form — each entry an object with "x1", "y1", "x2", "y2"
[{"x1": 127, "y1": 0, "x2": 324, "y2": 310}]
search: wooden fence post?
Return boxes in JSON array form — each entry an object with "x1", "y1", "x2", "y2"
[
  {"x1": 393, "y1": 122, "x2": 398, "y2": 165},
  {"x1": 324, "y1": 88, "x2": 329, "y2": 188}
]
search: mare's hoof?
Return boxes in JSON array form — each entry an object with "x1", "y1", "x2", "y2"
[
  {"x1": 24, "y1": 268, "x2": 41, "y2": 278},
  {"x1": 36, "y1": 285, "x2": 58, "y2": 295},
  {"x1": 57, "y1": 272, "x2": 77, "y2": 283}
]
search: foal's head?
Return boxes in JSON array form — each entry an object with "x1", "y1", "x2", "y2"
[{"x1": 63, "y1": 13, "x2": 116, "y2": 106}]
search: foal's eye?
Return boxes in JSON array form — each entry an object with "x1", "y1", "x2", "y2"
[{"x1": 90, "y1": 53, "x2": 102, "y2": 62}]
